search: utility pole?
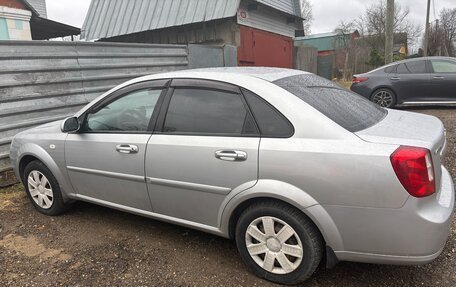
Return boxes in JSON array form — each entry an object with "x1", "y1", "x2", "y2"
[
  {"x1": 423, "y1": 0, "x2": 431, "y2": 56},
  {"x1": 385, "y1": 0, "x2": 394, "y2": 64}
]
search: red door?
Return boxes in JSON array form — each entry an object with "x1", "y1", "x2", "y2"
[{"x1": 238, "y1": 26, "x2": 293, "y2": 68}]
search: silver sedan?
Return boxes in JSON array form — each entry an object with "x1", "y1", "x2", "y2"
[{"x1": 10, "y1": 68, "x2": 454, "y2": 285}]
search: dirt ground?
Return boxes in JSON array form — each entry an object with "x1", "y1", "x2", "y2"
[{"x1": 1, "y1": 107, "x2": 455, "y2": 287}]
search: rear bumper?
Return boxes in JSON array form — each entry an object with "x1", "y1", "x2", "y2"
[
  {"x1": 350, "y1": 84, "x2": 371, "y2": 99},
  {"x1": 327, "y1": 166, "x2": 454, "y2": 265}
]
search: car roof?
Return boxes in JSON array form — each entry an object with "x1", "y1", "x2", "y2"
[
  {"x1": 365, "y1": 56, "x2": 456, "y2": 74},
  {"x1": 151, "y1": 67, "x2": 310, "y2": 83}
]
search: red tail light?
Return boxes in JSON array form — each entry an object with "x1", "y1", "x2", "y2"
[
  {"x1": 352, "y1": 77, "x2": 369, "y2": 84},
  {"x1": 390, "y1": 146, "x2": 435, "y2": 198}
]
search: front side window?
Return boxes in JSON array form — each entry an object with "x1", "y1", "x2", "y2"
[
  {"x1": 431, "y1": 60, "x2": 456, "y2": 73},
  {"x1": 163, "y1": 88, "x2": 255, "y2": 135},
  {"x1": 84, "y1": 89, "x2": 162, "y2": 132}
]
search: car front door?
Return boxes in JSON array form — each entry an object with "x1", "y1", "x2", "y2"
[
  {"x1": 145, "y1": 79, "x2": 260, "y2": 227},
  {"x1": 65, "y1": 80, "x2": 168, "y2": 210},
  {"x1": 390, "y1": 60, "x2": 431, "y2": 103},
  {"x1": 429, "y1": 59, "x2": 456, "y2": 101}
]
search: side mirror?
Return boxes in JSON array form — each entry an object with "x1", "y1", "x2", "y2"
[{"x1": 61, "y1": 117, "x2": 80, "y2": 133}]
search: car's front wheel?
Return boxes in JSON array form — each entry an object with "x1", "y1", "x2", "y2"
[
  {"x1": 235, "y1": 201, "x2": 323, "y2": 285},
  {"x1": 23, "y1": 160, "x2": 70, "y2": 216},
  {"x1": 371, "y1": 88, "x2": 397, "y2": 108}
]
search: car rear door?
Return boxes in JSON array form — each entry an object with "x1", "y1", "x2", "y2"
[
  {"x1": 429, "y1": 59, "x2": 456, "y2": 101},
  {"x1": 65, "y1": 80, "x2": 168, "y2": 211},
  {"x1": 145, "y1": 79, "x2": 260, "y2": 227},
  {"x1": 390, "y1": 60, "x2": 431, "y2": 103}
]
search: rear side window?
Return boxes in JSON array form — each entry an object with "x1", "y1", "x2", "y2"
[
  {"x1": 396, "y1": 61, "x2": 427, "y2": 74},
  {"x1": 405, "y1": 61, "x2": 427, "y2": 73},
  {"x1": 396, "y1": 63, "x2": 409, "y2": 74},
  {"x1": 242, "y1": 89, "x2": 293, "y2": 137},
  {"x1": 273, "y1": 75, "x2": 387, "y2": 132},
  {"x1": 384, "y1": 65, "x2": 396, "y2": 73},
  {"x1": 163, "y1": 88, "x2": 256, "y2": 135}
]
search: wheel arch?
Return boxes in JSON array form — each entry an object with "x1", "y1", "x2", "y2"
[
  {"x1": 17, "y1": 143, "x2": 75, "y2": 200},
  {"x1": 219, "y1": 180, "x2": 344, "y2": 252},
  {"x1": 19, "y1": 154, "x2": 40, "y2": 181}
]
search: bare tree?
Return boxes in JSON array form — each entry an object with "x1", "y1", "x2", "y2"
[
  {"x1": 300, "y1": 0, "x2": 313, "y2": 35},
  {"x1": 334, "y1": 22, "x2": 357, "y2": 80},
  {"x1": 334, "y1": 0, "x2": 421, "y2": 72},
  {"x1": 427, "y1": 21, "x2": 444, "y2": 56},
  {"x1": 357, "y1": 1, "x2": 421, "y2": 50},
  {"x1": 425, "y1": 8, "x2": 456, "y2": 56},
  {"x1": 439, "y1": 8, "x2": 456, "y2": 56}
]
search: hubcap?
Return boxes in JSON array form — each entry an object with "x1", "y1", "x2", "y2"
[
  {"x1": 27, "y1": 170, "x2": 53, "y2": 209},
  {"x1": 245, "y1": 216, "x2": 303, "y2": 274},
  {"x1": 372, "y1": 91, "x2": 393, "y2": 107}
]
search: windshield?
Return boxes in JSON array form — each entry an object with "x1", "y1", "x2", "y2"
[{"x1": 273, "y1": 74, "x2": 387, "y2": 132}]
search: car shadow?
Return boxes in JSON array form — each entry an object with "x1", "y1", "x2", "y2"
[
  {"x1": 60, "y1": 201, "x2": 455, "y2": 287},
  {"x1": 396, "y1": 105, "x2": 456, "y2": 111}
]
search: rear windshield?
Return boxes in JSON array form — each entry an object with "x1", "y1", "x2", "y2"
[{"x1": 273, "y1": 74, "x2": 387, "y2": 132}]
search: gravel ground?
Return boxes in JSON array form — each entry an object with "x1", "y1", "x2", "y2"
[{"x1": 0, "y1": 107, "x2": 455, "y2": 287}]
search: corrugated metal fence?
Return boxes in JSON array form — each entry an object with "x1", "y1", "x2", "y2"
[{"x1": 0, "y1": 40, "x2": 191, "y2": 169}]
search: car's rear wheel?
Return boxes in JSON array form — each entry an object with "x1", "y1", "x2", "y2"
[
  {"x1": 235, "y1": 201, "x2": 323, "y2": 285},
  {"x1": 23, "y1": 160, "x2": 70, "y2": 216},
  {"x1": 371, "y1": 88, "x2": 396, "y2": 108}
]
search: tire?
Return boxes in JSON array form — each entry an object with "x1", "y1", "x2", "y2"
[
  {"x1": 235, "y1": 201, "x2": 323, "y2": 285},
  {"x1": 370, "y1": 88, "x2": 397, "y2": 108},
  {"x1": 23, "y1": 160, "x2": 70, "y2": 216}
]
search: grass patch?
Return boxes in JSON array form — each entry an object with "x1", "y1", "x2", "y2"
[
  {"x1": 0, "y1": 184, "x2": 25, "y2": 211},
  {"x1": 0, "y1": 184, "x2": 24, "y2": 196},
  {"x1": 334, "y1": 80, "x2": 352, "y2": 90}
]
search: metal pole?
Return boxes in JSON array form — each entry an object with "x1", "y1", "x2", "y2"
[
  {"x1": 423, "y1": 0, "x2": 431, "y2": 56},
  {"x1": 385, "y1": 0, "x2": 394, "y2": 64}
]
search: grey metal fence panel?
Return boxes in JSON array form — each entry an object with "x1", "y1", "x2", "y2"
[
  {"x1": 0, "y1": 40, "x2": 189, "y2": 169},
  {"x1": 187, "y1": 44, "x2": 239, "y2": 69}
]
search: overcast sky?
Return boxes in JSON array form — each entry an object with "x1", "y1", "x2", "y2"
[{"x1": 47, "y1": 0, "x2": 455, "y2": 44}]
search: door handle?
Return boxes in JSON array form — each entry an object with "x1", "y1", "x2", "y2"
[
  {"x1": 215, "y1": 150, "x2": 247, "y2": 161},
  {"x1": 390, "y1": 77, "x2": 401, "y2": 80},
  {"x1": 116, "y1": 144, "x2": 138, "y2": 154},
  {"x1": 433, "y1": 76, "x2": 445, "y2": 80}
]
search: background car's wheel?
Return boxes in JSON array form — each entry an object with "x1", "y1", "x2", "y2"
[
  {"x1": 371, "y1": 88, "x2": 397, "y2": 108},
  {"x1": 235, "y1": 201, "x2": 323, "y2": 285},
  {"x1": 23, "y1": 160, "x2": 70, "y2": 216}
]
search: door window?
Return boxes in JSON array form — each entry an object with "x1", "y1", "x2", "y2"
[
  {"x1": 163, "y1": 88, "x2": 256, "y2": 135},
  {"x1": 431, "y1": 60, "x2": 456, "y2": 73},
  {"x1": 84, "y1": 89, "x2": 162, "y2": 132}
]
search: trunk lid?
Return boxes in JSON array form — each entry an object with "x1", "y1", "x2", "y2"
[{"x1": 356, "y1": 109, "x2": 446, "y2": 192}]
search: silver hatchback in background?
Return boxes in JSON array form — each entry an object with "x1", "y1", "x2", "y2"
[{"x1": 10, "y1": 68, "x2": 454, "y2": 285}]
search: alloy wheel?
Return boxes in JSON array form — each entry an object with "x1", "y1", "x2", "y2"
[{"x1": 372, "y1": 90, "x2": 394, "y2": 107}]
